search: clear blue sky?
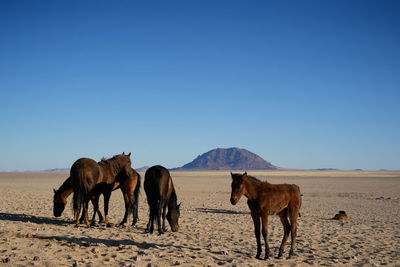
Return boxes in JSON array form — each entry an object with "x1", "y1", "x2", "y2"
[{"x1": 1, "y1": 0, "x2": 399, "y2": 171}]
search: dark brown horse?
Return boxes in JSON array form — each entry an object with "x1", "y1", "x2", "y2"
[
  {"x1": 71, "y1": 152, "x2": 133, "y2": 227},
  {"x1": 144, "y1": 165, "x2": 180, "y2": 235},
  {"x1": 53, "y1": 166, "x2": 141, "y2": 226},
  {"x1": 230, "y1": 172, "x2": 301, "y2": 260}
]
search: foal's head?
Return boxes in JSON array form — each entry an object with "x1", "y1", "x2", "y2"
[
  {"x1": 53, "y1": 189, "x2": 66, "y2": 217},
  {"x1": 230, "y1": 172, "x2": 247, "y2": 205}
]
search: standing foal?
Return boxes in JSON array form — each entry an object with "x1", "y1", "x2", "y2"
[{"x1": 230, "y1": 172, "x2": 301, "y2": 259}]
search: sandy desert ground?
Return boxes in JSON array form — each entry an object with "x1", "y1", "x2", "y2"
[{"x1": 1, "y1": 170, "x2": 400, "y2": 266}]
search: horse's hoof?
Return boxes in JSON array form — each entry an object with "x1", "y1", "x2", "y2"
[
  {"x1": 255, "y1": 255, "x2": 261, "y2": 260},
  {"x1": 106, "y1": 223, "x2": 113, "y2": 228}
]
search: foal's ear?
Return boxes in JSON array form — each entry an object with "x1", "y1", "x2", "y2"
[
  {"x1": 122, "y1": 152, "x2": 125, "y2": 155},
  {"x1": 127, "y1": 152, "x2": 131, "y2": 157},
  {"x1": 53, "y1": 189, "x2": 57, "y2": 194},
  {"x1": 243, "y1": 172, "x2": 248, "y2": 177}
]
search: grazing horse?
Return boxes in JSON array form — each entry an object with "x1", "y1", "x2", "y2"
[
  {"x1": 230, "y1": 172, "x2": 301, "y2": 260},
  {"x1": 144, "y1": 165, "x2": 180, "y2": 235},
  {"x1": 72, "y1": 152, "x2": 132, "y2": 227},
  {"x1": 53, "y1": 166, "x2": 141, "y2": 226}
]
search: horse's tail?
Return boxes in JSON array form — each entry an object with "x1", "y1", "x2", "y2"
[
  {"x1": 299, "y1": 193, "x2": 303, "y2": 217},
  {"x1": 134, "y1": 172, "x2": 141, "y2": 206},
  {"x1": 132, "y1": 172, "x2": 141, "y2": 224},
  {"x1": 72, "y1": 165, "x2": 88, "y2": 221}
]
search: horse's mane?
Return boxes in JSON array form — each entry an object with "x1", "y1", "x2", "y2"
[
  {"x1": 100, "y1": 155, "x2": 127, "y2": 175},
  {"x1": 168, "y1": 187, "x2": 179, "y2": 209},
  {"x1": 56, "y1": 176, "x2": 73, "y2": 195},
  {"x1": 232, "y1": 172, "x2": 269, "y2": 184},
  {"x1": 247, "y1": 175, "x2": 269, "y2": 184}
]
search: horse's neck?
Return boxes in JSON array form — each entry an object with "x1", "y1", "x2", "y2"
[
  {"x1": 168, "y1": 188, "x2": 178, "y2": 209},
  {"x1": 243, "y1": 177, "x2": 263, "y2": 201},
  {"x1": 59, "y1": 177, "x2": 73, "y2": 198}
]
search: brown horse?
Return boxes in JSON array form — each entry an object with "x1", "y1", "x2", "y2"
[
  {"x1": 71, "y1": 152, "x2": 132, "y2": 227},
  {"x1": 144, "y1": 165, "x2": 180, "y2": 235},
  {"x1": 53, "y1": 166, "x2": 141, "y2": 226},
  {"x1": 230, "y1": 172, "x2": 301, "y2": 260}
]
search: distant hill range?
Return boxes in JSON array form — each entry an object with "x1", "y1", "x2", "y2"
[{"x1": 172, "y1": 147, "x2": 278, "y2": 171}]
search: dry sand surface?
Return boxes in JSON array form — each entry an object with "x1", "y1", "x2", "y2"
[{"x1": 1, "y1": 171, "x2": 400, "y2": 266}]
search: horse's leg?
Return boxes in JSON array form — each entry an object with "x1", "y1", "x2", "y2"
[
  {"x1": 162, "y1": 205, "x2": 167, "y2": 232},
  {"x1": 278, "y1": 210, "x2": 291, "y2": 259},
  {"x1": 83, "y1": 200, "x2": 90, "y2": 228},
  {"x1": 79, "y1": 209, "x2": 85, "y2": 224},
  {"x1": 90, "y1": 196, "x2": 100, "y2": 226},
  {"x1": 260, "y1": 213, "x2": 270, "y2": 260},
  {"x1": 157, "y1": 198, "x2": 164, "y2": 235},
  {"x1": 97, "y1": 208, "x2": 104, "y2": 224},
  {"x1": 145, "y1": 208, "x2": 152, "y2": 233},
  {"x1": 75, "y1": 203, "x2": 82, "y2": 227},
  {"x1": 103, "y1": 191, "x2": 112, "y2": 227},
  {"x1": 288, "y1": 207, "x2": 299, "y2": 258},
  {"x1": 131, "y1": 187, "x2": 139, "y2": 227},
  {"x1": 146, "y1": 201, "x2": 155, "y2": 234},
  {"x1": 251, "y1": 210, "x2": 262, "y2": 259},
  {"x1": 119, "y1": 190, "x2": 129, "y2": 226}
]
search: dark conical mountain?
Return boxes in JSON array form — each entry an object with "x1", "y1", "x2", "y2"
[{"x1": 173, "y1": 147, "x2": 278, "y2": 171}]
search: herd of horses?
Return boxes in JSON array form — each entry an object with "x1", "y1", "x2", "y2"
[{"x1": 53, "y1": 152, "x2": 302, "y2": 260}]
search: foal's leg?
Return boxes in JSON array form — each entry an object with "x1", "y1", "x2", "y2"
[
  {"x1": 261, "y1": 213, "x2": 270, "y2": 259},
  {"x1": 278, "y1": 211, "x2": 291, "y2": 259},
  {"x1": 251, "y1": 211, "x2": 262, "y2": 259},
  {"x1": 288, "y1": 209, "x2": 299, "y2": 258}
]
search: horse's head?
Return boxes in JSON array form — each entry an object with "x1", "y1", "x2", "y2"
[
  {"x1": 230, "y1": 172, "x2": 247, "y2": 205},
  {"x1": 118, "y1": 152, "x2": 132, "y2": 176},
  {"x1": 167, "y1": 203, "x2": 181, "y2": 232},
  {"x1": 53, "y1": 189, "x2": 66, "y2": 217}
]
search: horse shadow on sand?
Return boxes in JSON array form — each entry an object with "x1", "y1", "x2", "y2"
[
  {"x1": 0, "y1": 212, "x2": 70, "y2": 226},
  {"x1": 195, "y1": 208, "x2": 249, "y2": 215},
  {"x1": 0, "y1": 212, "x2": 204, "y2": 253},
  {"x1": 0, "y1": 212, "x2": 253, "y2": 258}
]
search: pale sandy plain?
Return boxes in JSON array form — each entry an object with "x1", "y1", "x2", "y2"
[{"x1": 1, "y1": 171, "x2": 400, "y2": 267}]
